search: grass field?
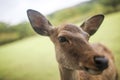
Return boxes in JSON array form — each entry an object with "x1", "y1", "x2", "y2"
[
  {"x1": 0, "y1": 12, "x2": 120, "y2": 80},
  {"x1": 0, "y1": 36, "x2": 59, "y2": 80}
]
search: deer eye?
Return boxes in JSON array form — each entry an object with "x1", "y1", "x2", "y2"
[{"x1": 58, "y1": 36, "x2": 68, "y2": 43}]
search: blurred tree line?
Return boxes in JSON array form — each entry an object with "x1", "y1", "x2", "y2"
[
  {"x1": 91, "y1": 0, "x2": 120, "y2": 12},
  {"x1": 48, "y1": 0, "x2": 120, "y2": 25},
  {"x1": 0, "y1": 22, "x2": 35, "y2": 45},
  {"x1": 0, "y1": 0, "x2": 120, "y2": 45}
]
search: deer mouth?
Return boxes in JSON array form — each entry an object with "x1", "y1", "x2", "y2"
[{"x1": 82, "y1": 66, "x2": 102, "y2": 75}]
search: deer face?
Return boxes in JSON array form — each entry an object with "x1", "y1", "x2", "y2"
[{"x1": 27, "y1": 9, "x2": 108, "y2": 75}]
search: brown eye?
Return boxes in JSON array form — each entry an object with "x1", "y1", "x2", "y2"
[{"x1": 58, "y1": 36, "x2": 68, "y2": 43}]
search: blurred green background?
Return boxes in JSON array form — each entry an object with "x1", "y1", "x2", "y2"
[{"x1": 0, "y1": 0, "x2": 120, "y2": 80}]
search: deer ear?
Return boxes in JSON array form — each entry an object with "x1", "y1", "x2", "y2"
[
  {"x1": 80, "y1": 14, "x2": 104, "y2": 36},
  {"x1": 27, "y1": 9, "x2": 52, "y2": 36}
]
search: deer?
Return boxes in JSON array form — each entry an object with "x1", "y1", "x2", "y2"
[{"x1": 27, "y1": 9, "x2": 118, "y2": 80}]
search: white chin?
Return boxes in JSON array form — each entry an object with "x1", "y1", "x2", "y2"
[
  {"x1": 87, "y1": 69, "x2": 102, "y2": 75},
  {"x1": 81, "y1": 66, "x2": 102, "y2": 75}
]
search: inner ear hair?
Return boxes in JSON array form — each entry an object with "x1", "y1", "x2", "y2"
[{"x1": 80, "y1": 14, "x2": 104, "y2": 36}]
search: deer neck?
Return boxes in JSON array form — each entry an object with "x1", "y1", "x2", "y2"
[{"x1": 59, "y1": 65, "x2": 79, "y2": 80}]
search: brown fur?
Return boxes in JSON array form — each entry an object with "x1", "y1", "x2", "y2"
[{"x1": 27, "y1": 9, "x2": 118, "y2": 80}]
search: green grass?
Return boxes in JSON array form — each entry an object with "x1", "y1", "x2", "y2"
[
  {"x1": 0, "y1": 12, "x2": 120, "y2": 80},
  {"x1": 0, "y1": 36, "x2": 59, "y2": 80}
]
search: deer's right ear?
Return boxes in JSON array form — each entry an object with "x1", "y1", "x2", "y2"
[
  {"x1": 27, "y1": 9, "x2": 52, "y2": 36},
  {"x1": 80, "y1": 14, "x2": 104, "y2": 36}
]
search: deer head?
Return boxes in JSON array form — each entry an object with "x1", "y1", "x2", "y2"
[{"x1": 27, "y1": 9, "x2": 108, "y2": 75}]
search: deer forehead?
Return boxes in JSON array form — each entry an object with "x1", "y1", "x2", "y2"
[
  {"x1": 50, "y1": 24, "x2": 90, "y2": 46},
  {"x1": 55, "y1": 24, "x2": 89, "y2": 37},
  {"x1": 58, "y1": 24, "x2": 81, "y2": 33}
]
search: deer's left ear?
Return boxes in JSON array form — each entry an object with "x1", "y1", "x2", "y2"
[{"x1": 80, "y1": 14, "x2": 104, "y2": 36}]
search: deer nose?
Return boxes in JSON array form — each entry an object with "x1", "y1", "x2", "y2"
[{"x1": 94, "y1": 56, "x2": 108, "y2": 71}]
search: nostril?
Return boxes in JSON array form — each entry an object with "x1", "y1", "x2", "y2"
[{"x1": 94, "y1": 56, "x2": 108, "y2": 70}]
